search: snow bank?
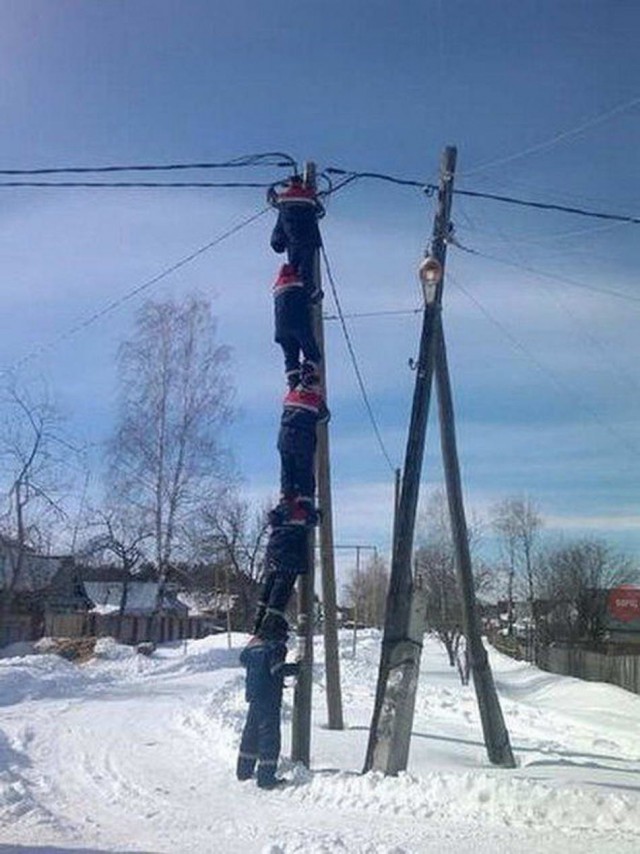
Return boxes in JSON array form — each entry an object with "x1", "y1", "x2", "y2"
[{"x1": 1, "y1": 630, "x2": 640, "y2": 853}]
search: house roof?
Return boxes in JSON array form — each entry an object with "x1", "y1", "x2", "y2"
[
  {"x1": 84, "y1": 581, "x2": 185, "y2": 615},
  {"x1": 0, "y1": 544, "x2": 67, "y2": 593},
  {"x1": 177, "y1": 590, "x2": 236, "y2": 616}
]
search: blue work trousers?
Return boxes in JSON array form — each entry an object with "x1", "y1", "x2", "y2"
[{"x1": 236, "y1": 698, "x2": 282, "y2": 787}]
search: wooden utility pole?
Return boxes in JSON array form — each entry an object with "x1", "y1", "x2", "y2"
[
  {"x1": 312, "y1": 237, "x2": 344, "y2": 731},
  {"x1": 291, "y1": 523, "x2": 314, "y2": 764},
  {"x1": 364, "y1": 146, "x2": 515, "y2": 774},
  {"x1": 363, "y1": 149, "x2": 456, "y2": 775},
  {"x1": 291, "y1": 162, "x2": 343, "y2": 767}
]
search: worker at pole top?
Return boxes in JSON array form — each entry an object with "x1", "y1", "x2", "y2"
[{"x1": 270, "y1": 174, "x2": 324, "y2": 305}]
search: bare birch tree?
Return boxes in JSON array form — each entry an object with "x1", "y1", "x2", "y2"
[
  {"x1": 0, "y1": 381, "x2": 69, "y2": 600},
  {"x1": 537, "y1": 538, "x2": 637, "y2": 644},
  {"x1": 107, "y1": 297, "x2": 234, "y2": 610},
  {"x1": 196, "y1": 496, "x2": 270, "y2": 629},
  {"x1": 343, "y1": 552, "x2": 388, "y2": 629},
  {"x1": 491, "y1": 496, "x2": 543, "y2": 605},
  {"x1": 491, "y1": 495, "x2": 543, "y2": 652},
  {"x1": 416, "y1": 488, "x2": 490, "y2": 665},
  {"x1": 80, "y1": 507, "x2": 152, "y2": 616}
]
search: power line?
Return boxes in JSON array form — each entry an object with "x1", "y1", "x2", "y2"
[
  {"x1": 447, "y1": 272, "x2": 640, "y2": 459},
  {"x1": 325, "y1": 167, "x2": 430, "y2": 191},
  {"x1": 3, "y1": 206, "x2": 270, "y2": 375},
  {"x1": 0, "y1": 152, "x2": 297, "y2": 175},
  {"x1": 0, "y1": 180, "x2": 275, "y2": 188},
  {"x1": 461, "y1": 94, "x2": 640, "y2": 178},
  {"x1": 453, "y1": 187, "x2": 640, "y2": 226},
  {"x1": 2, "y1": 155, "x2": 638, "y2": 228},
  {"x1": 457, "y1": 213, "x2": 631, "y2": 249},
  {"x1": 450, "y1": 240, "x2": 640, "y2": 306},
  {"x1": 325, "y1": 167, "x2": 640, "y2": 225},
  {"x1": 320, "y1": 245, "x2": 397, "y2": 473},
  {"x1": 449, "y1": 220, "x2": 640, "y2": 396},
  {"x1": 323, "y1": 308, "x2": 422, "y2": 321}
]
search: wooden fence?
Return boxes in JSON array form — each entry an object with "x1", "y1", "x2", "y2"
[
  {"x1": 490, "y1": 634, "x2": 640, "y2": 696},
  {"x1": 44, "y1": 611, "x2": 220, "y2": 645},
  {"x1": 537, "y1": 644, "x2": 640, "y2": 696},
  {"x1": 0, "y1": 614, "x2": 38, "y2": 647}
]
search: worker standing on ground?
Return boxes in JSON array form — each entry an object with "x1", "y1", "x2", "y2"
[{"x1": 236, "y1": 625, "x2": 299, "y2": 789}]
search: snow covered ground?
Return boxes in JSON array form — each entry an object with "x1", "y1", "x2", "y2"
[{"x1": 1, "y1": 630, "x2": 640, "y2": 854}]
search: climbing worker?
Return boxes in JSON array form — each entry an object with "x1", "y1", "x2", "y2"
[
  {"x1": 270, "y1": 174, "x2": 324, "y2": 303},
  {"x1": 236, "y1": 629, "x2": 299, "y2": 789},
  {"x1": 276, "y1": 380, "x2": 329, "y2": 527},
  {"x1": 253, "y1": 523, "x2": 309, "y2": 637},
  {"x1": 272, "y1": 263, "x2": 322, "y2": 389}
]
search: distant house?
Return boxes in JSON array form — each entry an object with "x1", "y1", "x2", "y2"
[
  {"x1": 84, "y1": 580, "x2": 188, "y2": 617},
  {"x1": 177, "y1": 589, "x2": 236, "y2": 619},
  {"x1": 0, "y1": 538, "x2": 90, "y2": 645}
]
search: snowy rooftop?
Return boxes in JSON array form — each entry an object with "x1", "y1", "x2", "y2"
[{"x1": 84, "y1": 580, "x2": 171, "y2": 614}]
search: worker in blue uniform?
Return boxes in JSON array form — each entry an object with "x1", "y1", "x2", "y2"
[
  {"x1": 270, "y1": 174, "x2": 323, "y2": 305},
  {"x1": 275, "y1": 380, "x2": 329, "y2": 528},
  {"x1": 253, "y1": 523, "x2": 309, "y2": 638},
  {"x1": 236, "y1": 629, "x2": 299, "y2": 789},
  {"x1": 272, "y1": 263, "x2": 322, "y2": 389}
]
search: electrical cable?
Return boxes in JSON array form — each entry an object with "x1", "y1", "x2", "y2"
[
  {"x1": 325, "y1": 167, "x2": 432, "y2": 191},
  {"x1": 0, "y1": 152, "x2": 297, "y2": 175},
  {"x1": 4, "y1": 206, "x2": 270, "y2": 375},
  {"x1": 3, "y1": 155, "x2": 638, "y2": 228},
  {"x1": 461, "y1": 95, "x2": 640, "y2": 178},
  {"x1": 325, "y1": 167, "x2": 640, "y2": 225},
  {"x1": 323, "y1": 308, "x2": 422, "y2": 321},
  {"x1": 461, "y1": 233, "x2": 640, "y2": 396},
  {"x1": 447, "y1": 272, "x2": 640, "y2": 459},
  {"x1": 450, "y1": 240, "x2": 640, "y2": 306},
  {"x1": 452, "y1": 187, "x2": 640, "y2": 226},
  {"x1": 449, "y1": 211, "x2": 640, "y2": 394},
  {"x1": 0, "y1": 180, "x2": 276, "y2": 188},
  {"x1": 320, "y1": 245, "x2": 398, "y2": 473},
  {"x1": 457, "y1": 215, "x2": 631, "y2": 248}
]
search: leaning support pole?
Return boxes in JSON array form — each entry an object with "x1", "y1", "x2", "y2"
[
  {"x1": 363, "y1": 147, "x2": 457, "y2": 775},
  {"x1": 435, "y1": 329, "x2": 516, "y2": 767}
]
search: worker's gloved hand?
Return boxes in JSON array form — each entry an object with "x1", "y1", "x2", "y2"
[{"x1": 282, "y1": 662, "x2": 300, "y2": 678}]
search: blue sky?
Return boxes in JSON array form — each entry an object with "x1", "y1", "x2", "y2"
[{"x1": 0, "y1": 0, "x2": 639, "y2": 576}]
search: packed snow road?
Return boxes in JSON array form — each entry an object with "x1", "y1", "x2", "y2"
[{"x1": 1, "y1": 632, "x2": 640, "y2": 853}]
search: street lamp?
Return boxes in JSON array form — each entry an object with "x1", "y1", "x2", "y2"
[{"x1": 418, "y1": 255, "x2": 443, "y2": 305}]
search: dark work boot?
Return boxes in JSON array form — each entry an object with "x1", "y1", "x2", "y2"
[
  {"x1": 236, "y1": 753, "x2": 257, "y2": 781},
  {"x1": 257, "y1": 776, "x2": 288, "y2": 790},
  {"x1": 300, "y1": 360, "x2": 320, "y2": 387},
  {"x1": 286, "y1": 369, "x2": 301, "y2": 390},
  {"x1": 257, "y1": 760, "x2": 284, "y2": 789}
]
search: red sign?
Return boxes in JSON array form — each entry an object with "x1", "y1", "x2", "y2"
[{"x1": 608, "y1": 586, "x2": 640, "y2": 623}]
